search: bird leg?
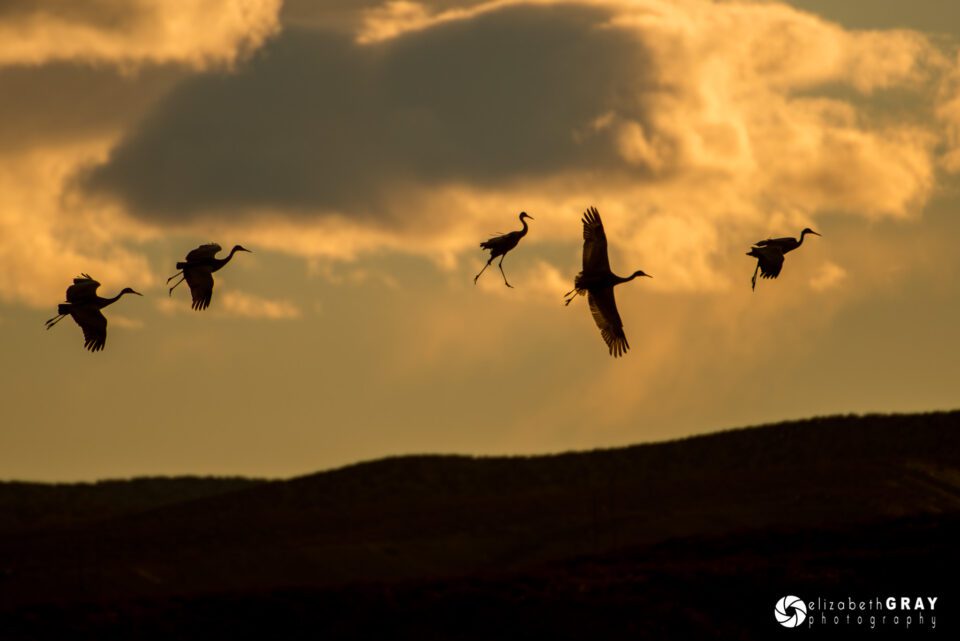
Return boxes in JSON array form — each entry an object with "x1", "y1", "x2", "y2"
[
  {"x1": 497, "y1": 255, "x2": 512, "y2": 288},
  {"x1": 44, "y1": 314, "x2": 66, "y2": 330},
  {"x1": 473, "y1": 257, "x2": 493, "y2": 284},
  {"x1": 166, "y1": 271, "x2": 182, "y2": 283},
  {"x1": 563, "y1": 288, "x2": 578, "y2": 306},
  {"x1": 751, "y1": 263, "x2": 759, "y2": 291},
  {"x1": 168, "y1": 275, "x2": 186, "y2": 296}
]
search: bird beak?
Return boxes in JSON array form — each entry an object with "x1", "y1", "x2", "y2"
[
  {"x1": 527, "y1": 215, "x2": 535, "y2": 220},
  {"x1": 811, "y1": 231, "x2": 822, "y2": 236},
  {"x1": 644, "y1": 273, "x2": 652, "y2": 278},
  {"x1": 132, "y1": 290, "x2": 143, "y2": 296}
]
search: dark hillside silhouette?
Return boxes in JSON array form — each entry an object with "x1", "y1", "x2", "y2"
[
  {"x1": 1, "y1": 411, "x2": 957, "y2": 639},
  {"x1": 0, "y1": 476, "x2": 262, "y2": 535}
]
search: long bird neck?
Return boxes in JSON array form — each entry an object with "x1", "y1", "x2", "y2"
[
  {"x1": 518, "y1": 217, "x2": 529, "y2": 236},
  {"x1": 214, "y1": 247, "x2": 240, "y2": 269},
  {"x1": 613, "y1": 272, "x2": 638, "y2": 285},
  {"x1": 100, "y1": 291, "x2": 128, "y2": 308},
  {"x1": 797, "y1": 230, "x2": 810, "y2": 246}
]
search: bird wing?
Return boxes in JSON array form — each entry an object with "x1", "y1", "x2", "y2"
[
  {"x1": 186, "y1": 243, "x2": 221, "y2": 262},
  {"x1": 587, "y1": 287, "x2": 629, "y2": 357},
  {"x1": 184, "y1": 264, "x2": 214, "y2": 310},
  {"x1": 66, "y1": 276, "x2": 100, "y2": 303},
  {"x1": 754, "y1": 237, "x2": 795, "y2": 251},
  {"x1": 70, "y1": 304, "x2": 107, "y2": 352},
  {"x1": 752, "y1": 245, "x2": 785, "y2": 278},
  {"x1": 480, "y1": 230, "x2": 520, "y2": 254},
  {"x1": 581, "y1": 207, "x2": 611, "y2": 274}
]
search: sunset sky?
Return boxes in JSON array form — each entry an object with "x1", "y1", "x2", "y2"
[{"x1": 2, "y1": 0, "x2": 959, "y2": 481}]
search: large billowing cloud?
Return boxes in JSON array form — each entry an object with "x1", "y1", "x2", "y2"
[
  {"x1": 3, "y1": 0, "x2": 959, "y2": 309},
  {"x1": 78, "y1": 0, "x2": 951, "y2": 293},
  {"x1": 84, "y1": 4, "x2": 641, "y2": 220}
]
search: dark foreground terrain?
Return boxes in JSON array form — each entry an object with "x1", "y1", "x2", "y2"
[{"x1": 1, "y1": 412, "x2": 958, "y2": 639}]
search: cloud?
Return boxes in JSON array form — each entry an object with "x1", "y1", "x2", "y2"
[
  {"x1": 155, "y1": 288, "x2": 302, "y2": 319},
  {"x1": 83, "y1": 4, "x2": 640, "y2": 221},
  {"x1": 218, "y1": 291, "x2": 302, "y2": 320},
  {"x1": 809, "y1": 261, "x2": 848, "y2": 291},
  {"x1": 80, "y1": 2, "x2": 947, "y2": 266},
  {"x1": 0, "y1": 63, "x2": 184, "y2": 153},
  {"x1": 0, "y1": 0, "x2": 285, "y2": 310},
  {"x1": 0, "y1": 0, "x2": 281, "y2": 68},
  {"x1": 358, "y1": 0, "x2": 439, "y2": 43},
  {"x1": 108, "y1": 314, "x2": 145, "y2": 330},
  {"x1": 0, "y1": 0, "x2": 944, "y2": 311},
  {"x1": 0, "y1": 143, "x2": 156, "y2": 309},
  {"x1": 938, "y1": 52, "x2": 960, "y2": 173}
]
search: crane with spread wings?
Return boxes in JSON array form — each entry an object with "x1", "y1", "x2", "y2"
[
  {"x1": 167, "y1": 243, "x2": 252, "y2": 310},
  {"x1": 564, "y1": 207, "x2": 651, "y2": 357},
  {"x1": 747, "y1": 228, "x2": 820, "y2": 290},
  {"x1": 44, "y1": 274, "x2": 142, "y2": 352}
]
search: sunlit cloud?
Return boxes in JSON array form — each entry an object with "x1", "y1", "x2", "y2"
[
  {"x1": 154, "y1": 289, "x2": 302, "y2": 320},
  {"x1": 357, "y1": 1, "x2": 437, "y2": 43},
  {"x1": 0, "y1": 0, "x2": 282, "y2": 68},
  {"x1": 0, "y1": 144, "x2": 156, "y2": 309},
  {"x1": 109, "y1": 314, "x2": 145, "y2": 330},
  {"x1": 809, "y1": 261, "x2": 848, "y2": 292},
  {"x1": 218, "y1": 290, "x2": 303, "y2": 320}
]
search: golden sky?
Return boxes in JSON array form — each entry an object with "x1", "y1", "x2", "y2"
[{"x1": 2, "y1": 0, "x2": 959, "y2": 480}]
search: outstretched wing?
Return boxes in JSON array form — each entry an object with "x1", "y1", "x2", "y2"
[
  {"x1": 66, "y1": 275, "x2": 100, "y2": 303},
  {"x1": 185, "y1": 243, "x2": 221, "y2": 262},
  {"x1": 70, "y1": 305, "x2": 107, "y2": 352},
  {"x1": 184, "y1": 264, "x2": 214, "y2": 310},
  {"x1": 752, "y1": 245, "x2": 785, "y2": 279},
  {"x1": 587, "y1": 287, "x2": 629, "y2": 357},
  {"x1": 581, "y1": 207, "x2": 611, "y2": 274}
]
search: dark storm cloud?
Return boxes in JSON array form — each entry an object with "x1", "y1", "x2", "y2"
[
  {"x1": 82, "y1": 4, "x2": 655, "y2": 222},
  {"x1": 0, "y1": 63, "x2": 184, "y2": 151}
]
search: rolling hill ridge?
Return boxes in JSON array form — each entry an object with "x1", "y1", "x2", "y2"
[{"x1": 1, "y1": 411, "x2": 958, "y2": 638}]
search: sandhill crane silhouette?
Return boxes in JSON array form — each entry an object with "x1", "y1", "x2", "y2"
[
  {"x1": 474, "y1": 212, "x2": 533, "y2": 288},
  {"x1": 44, "y1": 274, "x2": 142, "y2": 352},
  {"x1": 167, "y1": 243, "x2": 251, "y2": 310},
  {"x1": 747, "y1": 228, "x2": 821, "y2": 290},
  {"x1": 564, "y1": 207, "x2": 651, "y2": 357}
]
